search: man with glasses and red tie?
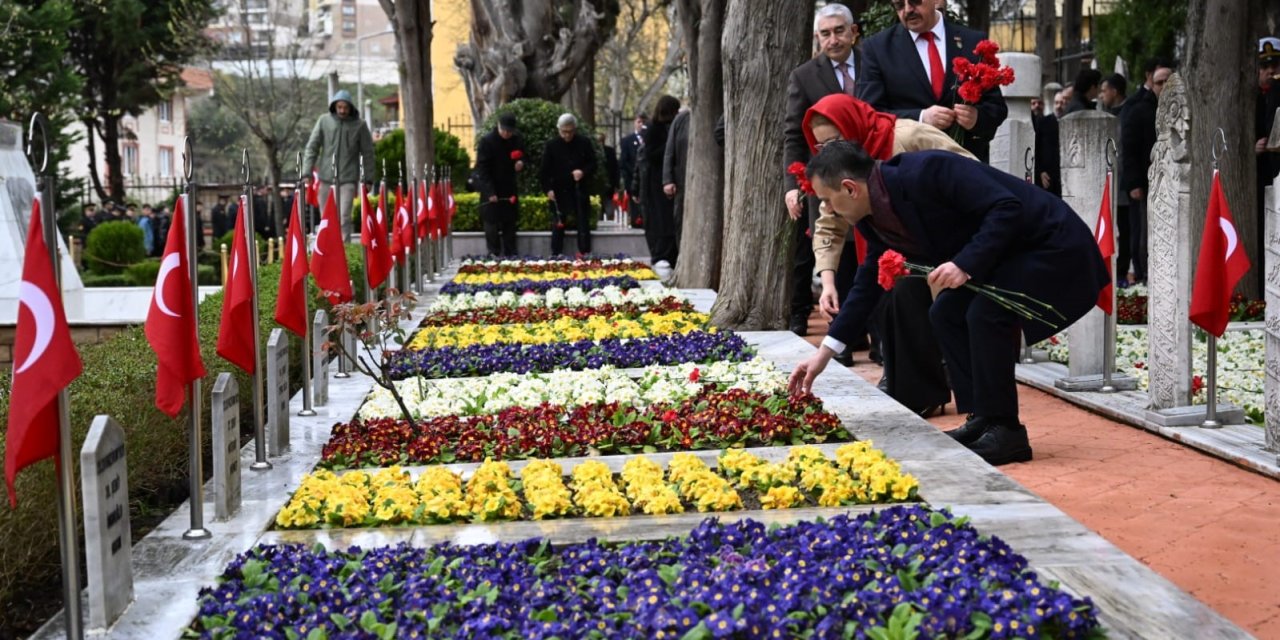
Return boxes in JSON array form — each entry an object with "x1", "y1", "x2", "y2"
[
  {"x1": 856, "y1": 0, "x2": 1007, "y2": 164},
  {"x1": 782, "y1": 3, "x2": 862, "y2": 347}
]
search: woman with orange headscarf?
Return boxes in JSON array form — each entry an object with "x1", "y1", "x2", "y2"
[{"x1": 804, "y1": 93, "x2": 974, "y2": 417}]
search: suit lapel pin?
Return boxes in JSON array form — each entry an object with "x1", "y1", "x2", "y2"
[{"x1": 953, "y1": 36, "x2": 962, "y2": 51}]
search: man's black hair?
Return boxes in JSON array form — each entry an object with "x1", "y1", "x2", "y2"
[
  {"x1": 1143, "y1": 57, "x2": 1174, "y2": 75},
  {"x1": 805, "y1": 140, "x2": 874, "y2": 188},
  {"x1": 1103, "y1": 73, "x2": 1127, "y2": 95}
]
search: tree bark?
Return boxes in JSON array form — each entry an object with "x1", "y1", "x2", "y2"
[
  {"x1": 102, "y1": 114, "x2": 125, "y2": 200},
  {"x1": 634, "y1": 18, "x2": 684, "y2": 118},
  {"x1": 711, "y1": 0, "x2": 812, "y2": 330},
  {"x1": 1185, "y1": 0, "x2": 1258, "y2": 296},
  {"x1": 671, "y1": 0, "x2": 725, "y2": 289},
  {"x1": 380, "y1": 0, "x2": 435, "y2": 183},
  {"x1": 84, "y1": 119, "x2": 109, "y2": 203},
  {"x1": 1035, "y1": 0, "x2": 1056, "y2": 86},
  {"x1": 567, "y1": 51, "x2": 597, "y2": 125}
]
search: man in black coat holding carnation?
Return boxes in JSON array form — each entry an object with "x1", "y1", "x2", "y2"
[
  {"x1": 790, "y1": 142, "x2": 1107, "y2": 466},
  {"x1": 474, "y1": 113, "x2": 527, "y2": 256}
]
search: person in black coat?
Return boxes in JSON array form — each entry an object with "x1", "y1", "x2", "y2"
[
  {"x1": 1119, "y1": 59, "x2": 1173, "y2": 285},
  {"x1": 210, "y1": 195, "x2": 230, "y2": 243},
  {"x1": 784, "y1": 2, "x2": 862, "y2": 337},
  {"x1": 597, "y1": 133, "x2": 620, "y2": 223},
  {"x1": 663, "y1": 109, "x2": 690, "y2": 251},
  {"x1": 855, "y1": 0, "x2": 1007, "y2": 163},
  {"x1": 540, "y1": 113, "x2": 597, "y2": 256},
  {"x1": 474, "y1": 113, "x2": 527, "y2": 255},
  {"x1": 640, "y1": 95, "x2": 681, "y2": 266},
  {"x1": 619, "y1": 114, "x2": 647, "y2": 227},
  {"x1": 791, "y1": 142, "x2": 1107, "y2": 466}
]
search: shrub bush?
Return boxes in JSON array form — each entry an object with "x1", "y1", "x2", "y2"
[
  {"x1": 125, "y1": 258, "x2": 162, "y2": 286},
  {"x1": 0, "y1": 242, "x2": 366, "y2": 634},
  {"x1": 476, "y1": 99, "x2": 608, "y2": 198},
  {"x1": 450, "y1": 192, "x2": 601, "y2": 232},
  {"x1": 84, "y1": 221, "x2": 145, "y2": 275},
  {"x1": 81, "y1": 273, "x2": 134, "y2": 287}
]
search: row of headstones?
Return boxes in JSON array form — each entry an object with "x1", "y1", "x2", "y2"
[{"x1": 80, "y1": 308, "x2": 348, "y2": 631}]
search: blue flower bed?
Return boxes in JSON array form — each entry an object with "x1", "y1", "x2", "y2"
[
  {"x1": 439, "y1": 275, "x2": 641, "y2": 296},
  {"x1": 190, "y1": 505, "x2": 1103, "y2": 639},
  {"x1": 388, "y1": 331, "x2": 755, "y2": 380}
]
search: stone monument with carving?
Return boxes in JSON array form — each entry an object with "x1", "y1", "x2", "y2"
[{"x1": 989, "y1": 53, "x2": 1040, "y2": 182}]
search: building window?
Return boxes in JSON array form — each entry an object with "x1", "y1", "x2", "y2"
[
  {"x1": 123, "y1": 144, "x2": 139, "y2": 176},
  {"x1": 343, "y1": 19, "x2": 356, "y2": 33},
  {"x1": 342, "y1": 4, "x2": 355, "y2": 15},
  {"x1": 158, "y1": 99, "x2": 173, "y2": 123},
  {"x1": 158, "y1": 146, "x2": 174, "y2": 178}
]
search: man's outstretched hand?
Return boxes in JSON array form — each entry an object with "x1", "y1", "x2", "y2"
[{"x1": 789, "y1": 349, "x2": 834, "y2": 395}]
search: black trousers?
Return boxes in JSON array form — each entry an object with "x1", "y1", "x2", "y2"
[
  {"x1": 928, "y1": 287, "x2": 1022, "y2": 419},
  {"x1": 791, "y1": 218, "x2": 814, "y2": 317},
  {"x1": 1130, "y1": 198, "x2": 1148, "y2": 282},
  {"x1": 876, "y1": 278, "x2": 950, "y2": 413},
  {"x1": 482, "y1": 199, "x2": 518, "y2": 256},
  {"x1": 550, "y1": 189, "x2": 592, "y2": 256},
  {"x1": 1115, "y1": 203, "x2": 1131, "y2": 282}
]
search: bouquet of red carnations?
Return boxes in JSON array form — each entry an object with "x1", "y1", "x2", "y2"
[{"x1": 952, "y1": 40, "x2": 1015, "y2": 105}]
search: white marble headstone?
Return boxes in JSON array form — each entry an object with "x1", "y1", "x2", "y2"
[
  {"x1": 312, "y1": 309, "x2": 330, "y2": 405},
  {"x1": 79, "y1": 415, "x2": 133, "y2": 631},
  {"x1": 266, "y1": 328, "x2": 290, "y2": 456},
  {"x1": 211, "y1": 373, "x2": 242, "y2": 520},
  {"x1": 1265, "y1": 182, "x2": 1280, "y2": 456}
]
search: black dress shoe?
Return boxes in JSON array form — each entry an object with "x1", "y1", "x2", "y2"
[
  {"x1": 833, "y1": 349, "x2": 854, "y2": 367},
  {"x1": 876, "y1": 376, "x2": 889, "y2": 393},
  {"x1": 789, "y1": 313, "x2": 809, "y2": 336},
  {"x1": 918, "y1": 404, "x2": 946, "y2": 418},
  {"x1": 942, "y1": 415, "x2": 990, "y2": 446},
  {"x1": 967, "y1": 421, "x2": 1033, "y2": 466}
]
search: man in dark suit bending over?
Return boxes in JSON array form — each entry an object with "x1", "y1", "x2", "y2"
[
  {"x1": 790, "y1": 142, "x2": 1108, "y2": 466},
  {"x1": 856, "y1": 0, "x2": 1007, "y2": 162}
]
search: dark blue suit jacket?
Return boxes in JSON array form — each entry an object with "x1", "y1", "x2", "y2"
[
  {"x1": 828, "y1": 152, "x2": 1109, "y2": 346},
  {"x1": 856, "y1": 22, "x2": 1008, "y2": 162}
]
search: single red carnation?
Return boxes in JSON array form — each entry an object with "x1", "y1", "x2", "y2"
[
  {"x1": 974, "y1": 39, "x2": 1000, "y2": 64},
  {"x1": 511, "y1": 150, "x2": 523, "y2": 160},
  {"x1": 689, "y1": 367, "x2": 700, "y2": 383},
  {"x1": 876, "y1": 250, "x2": 910, "y2": 290},
  {"x1": 788, "y1": 161, "x2": 815, "y2": 196}
]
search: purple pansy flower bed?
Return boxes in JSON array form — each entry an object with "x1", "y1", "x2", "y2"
[
  {"x1": 459, "y1": 253, "x2": 636, "y2": 262},
  {"x1": 189, "y1": 505, "x2": 1103, "y2": 639},
  {"x1": 439, "y1": 276, "x2": 641, "y2": 296},
  {"x1": 388, "y1": 331, "x2": 754, "y2": 380}
]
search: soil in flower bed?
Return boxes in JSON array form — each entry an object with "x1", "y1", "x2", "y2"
[
  {"x1": 321, "y1": 387, "x2": 844, "y2": 469},
  {"x1": 277, "y1": 445, "x2": 919, "y2": 529},
  {"x1": 419, "y1": 297, "x2": 694, "y2": 328},
  {"x1": 386, "y1": 330, "x2": 754, "y2": 380},
  {"x1": 190, "y1": 505, "x2": 1104, "y2": 639}
]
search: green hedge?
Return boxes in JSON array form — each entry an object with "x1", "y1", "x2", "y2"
[
  {"x1": 0, "y1": 242, "x2": 365, "y2": 634},
  {"x1": 450, "y1": 192, "x2": 601, "y2": 232},
  {"x1": 84, "y1": 221, "x2": 145, "y2": 275},
  {"x1": 477, "y1": 98, "x2": 610, "y2": 197}
]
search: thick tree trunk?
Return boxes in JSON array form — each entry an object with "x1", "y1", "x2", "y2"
[
  {"x1": 381, "y1": 0, "x2": 435, "y2": 183},
  {"x1": 1035, "y1": 0, "x2": 1056, "y2": 86},
  {"x1": 1061, "y1": 0, "x2": 1083, "y2": 82},
  {"x1": 966, "y1": 0, "x2": 991, "y2": 34},
  {"x1": 710, "y1": 0, "x2": 811, "y2": 329},
  {"x1": 567, "y1": 51, "x2": 597, "y2": 125},
  {"x1": 1185, "y1": 0, "x2": 1258, "y2": 297},
  {"x1": 634, "y1": 22, "x2": 685, "y2": 117},
  {"x1": 267, "y1": 151, "x2": 285, "y2": 236},
  {"x1": 672, "y1": 0, "x2": 725, "y2": 289},
  {"x1": 84, "y1": 120, "x2": 109, "y2": 203},
  {"x1": 102, "y1": 115, "x2": 125, "y2": 200}
]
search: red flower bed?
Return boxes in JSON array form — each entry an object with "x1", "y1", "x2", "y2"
[
  {"x1": 320, "y1": 387, "x2": 846, "y2": 469},
  {"x1": 1117, "y1": 291, "x2": 1263, "y2": 325},
  {"x1": 419, "y1": 297, "x2": 694, "y2": 327}
]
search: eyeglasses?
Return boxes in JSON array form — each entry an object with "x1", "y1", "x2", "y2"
[
  {"x1": 890, "y1": 0, "x2": 925, "y2": 11},
  {"x1": 815, "y1": 134, "x2": 844, "y2": 151}
]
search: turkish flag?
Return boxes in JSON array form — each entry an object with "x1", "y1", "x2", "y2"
[
  {"x1": 361, "y1": 184, "x2": 392, "y2": 289},
  {"x1": 416, "y1": 181, "x2": 429, "y2": 240},
  {"x1": 275, "y1": 195, "x2": 309, "y2": 338},
  {"x1": 444, "y1": 179, "x2": 456, "y2": 236},
  {"x1": 145, "y1": 195, "x2": 206, "y2": 418},
  {"x1": 310, "y1": 188, "x2": 353, "y2": 304},
  {"x1": 217, "y1": 196, "x2": 257, "y2": 374},
  {"x1": 391, "y1": 185, "x2": 413, "y2": 260},
  {"x1": 306, "y1": 169, "x2": 320, "y2": 207},
  {"x1": 429, "y1": 182, "x2": 444, "y2": 240},
  {"x1": 1094, "y1": 173, "x2": 1116, "y2": 315},
  {"x1": 6, "y1": 198, "x2": 83, "y2": 507},
  {"x1": 1190, "y1": 170, "x2": 1251, "y2": 337}
]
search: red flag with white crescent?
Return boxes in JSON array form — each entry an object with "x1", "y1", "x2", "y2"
[
  {"x1": 217, "y1": 196, "x2": 256, "y2": 373},
  {"x1": 275, "y1": 194, "x2": 309, "y2": 337},
  {"x1": 306, "y1": 170, "x2": 320, "y2": 207},
  {"x1": 310, "y1": 188, "x2": 354, "y2": 304},
  {"x1": 1190, "y1": 170, "x2": 1251, "y2": 336},
  {"x1": 1094, "y1": 173, "x2": 1115, "y2": 315},
  {"x1": 361, "y1": 184, "x2": 392, "y2": 289},
  {"x1": 5, "y1": 198, "x2": 83, "y2": 507},
  {"x1": 145, "y1": 195, "x2": 206, "y2": 417}
]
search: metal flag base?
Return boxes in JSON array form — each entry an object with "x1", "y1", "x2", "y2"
[
  {"x1": 250, "y1": 460, "x2": 273, "y2": 470},
  {"x1": 1054, "y1": 373, "x2": 1140, "y2": 392},
  {"x1": 181, "y1": 527, "x2": 212, "y2": 540},
  {"x1": 298, "y1": 408, "x2": 317, "y2": 417},
  {"x1": 1144, "y1": 404, "x2": 1244, "y2": 428}
]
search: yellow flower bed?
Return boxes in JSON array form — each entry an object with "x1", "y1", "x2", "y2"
[
  {"x1": 274, "y1": 444, "x2": 919, "y2": 529},
  {"x1": 452, "y1": 267, "x2": 658, "y2": 284},
  {"x1": 405, "y1": 310, "x2": 712, "y2": 350}
]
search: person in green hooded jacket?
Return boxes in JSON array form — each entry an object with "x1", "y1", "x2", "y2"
[{"x1": 303, "y1": 89, "x2": 375, "y2": 241}]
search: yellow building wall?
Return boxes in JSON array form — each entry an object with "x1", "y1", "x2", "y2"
[{"x1": 432, "y1": 0, "x2": 476, "y2": 151}]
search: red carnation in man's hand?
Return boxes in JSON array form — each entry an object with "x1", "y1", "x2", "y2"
[
  {"x1": 511, "y1": 150, "x2": 523, "y2": 160},
  {"x1": 877, "y1": 250, "x2": 911, "y2": 290}
]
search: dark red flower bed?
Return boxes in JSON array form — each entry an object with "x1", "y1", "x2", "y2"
[
  {"x1": 1118, "y1": 291, "x2": 1263, "y2": 325},
  {"x1": 321, "y1": 387, "x2": 846, "y2": 469},
  {"x1": 419, "y1": 297, "x2": 694, "y2": 327}
]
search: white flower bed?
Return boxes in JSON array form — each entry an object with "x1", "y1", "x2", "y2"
[
  {"x1": 429, "y1": 285, "x2": 687, "y2": 313},
  {"x1": 358, "y1": 357, "x2": 788, "y2": 420},
  {"x1": 1041, "y1": 327, "x2": 1264, "y2": 424},
  {"x1": 459, "y1": 257, "x2": 642, "y2": 268}
]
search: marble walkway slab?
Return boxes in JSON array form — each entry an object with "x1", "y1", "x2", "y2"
[
  {"x1": 36, "y1": 280, "x2": 1250, "y2": 640},
  {"x1": 1017, "y1": 360, "x2": 1280, "y2": 479}
]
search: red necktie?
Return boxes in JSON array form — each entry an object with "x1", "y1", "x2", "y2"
[{"x1": 924, "y1": 33, "x2": 944, "y2": 100}]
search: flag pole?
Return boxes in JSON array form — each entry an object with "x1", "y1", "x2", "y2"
[
  {"x1": 402, "y1": 160, "x2": 413, "y2": 293},
  {"x1": 243, "y1": 150, "x2": 273, "y2": 470},
  {"x1": 445, "y1": 167, "x2": 454, "y2": 266},
  {"x1": 296, "y1": 152, "x2": 316, "y2": 417},
  {"x1": 1101, "y1": 139, "x2": 1119, "y2": 393},
  {"x1": 1202, "y1": 130, "x2": 1228, "y2": 429},
  {"x1": 1021, "y1": 147, "x2": 1037, "y2": 364},
  {"x1": 359, "y1": 155, "x2": 377, "y2": 334},
  {"x1": 179, "y1": 139, "x2": 212, "y2": 538},
  {"x1": 423, "y1": 162, "x2": 435, "y2": 284},
  {"x1": 411, "y1": 164, "x2": 422, "y2": 290},
  {"x1": 331, "y1": 150, "x2": 351, "y2": 379},
  {"x1": 29, "y1": 112, "x2": 86, "y2": 639}
]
